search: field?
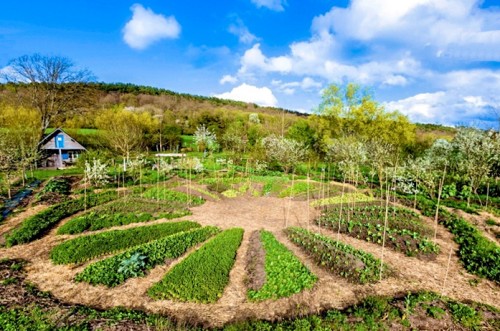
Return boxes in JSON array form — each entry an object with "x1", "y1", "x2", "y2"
[{"x1": 0, "y1": 169, "x2": 498, "y2": 330}]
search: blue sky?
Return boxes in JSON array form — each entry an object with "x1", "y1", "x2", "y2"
[{"x1": 1, "y1": 0, "x2": 499, "y2": 128}]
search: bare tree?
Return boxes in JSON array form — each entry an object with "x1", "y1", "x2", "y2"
[{"x1": 2, "y1": 53, "x2": 96, "y2": 138}]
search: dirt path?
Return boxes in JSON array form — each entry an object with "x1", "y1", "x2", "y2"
[{"x1": 0, "y1": 195, "x2": 498, "y2": 328}]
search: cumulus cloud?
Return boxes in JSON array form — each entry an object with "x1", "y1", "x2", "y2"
[
  {"x1": 123, "y1": 4, "x2": 181, "y2": 50},
  {"x1": 215, "y1": 83, "x2": 278, "y2": 107},
  {"x1": 272, "y1": 77, "x2": 322, "y2": 95},
  {"x1": 386, "y1": 90, "x2": 499, "y2": 128},
  {"x1": 313, "y1": 0, "x2": 500, "y2": 61},
  {"x1": 251, "y1": 0, "x2": 286, "y2": 11},
  {"x1": 219, "y1": 74, "x2": 238, "y2": 85},
  {"x1": 228, "y1": 19, "x2": 258, "y2": 44}
]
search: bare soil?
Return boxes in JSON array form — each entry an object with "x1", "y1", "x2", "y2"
[
  {"x1": 0, "y1": 187, "x2": 498, "y2": 328},
  {"x1": 245, "y1": 230, "x2": 266, "y2": 291}
]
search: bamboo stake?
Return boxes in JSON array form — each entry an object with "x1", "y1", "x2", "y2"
[
  {"x1": 307, "y1": 169, "x2": 310, "y2": 230},
  {"x1": 441, "y1": 247, "x2": 453, "y2": 295},
  {"x1": 338, "y1": 174, "x2": 346, "y2": 241},
  {"x1": 380, "y1": 168, "x2": 390, "y2": 281},
  {"x1": 434, "y1": 164, "x2": 447, "y2": 241}
]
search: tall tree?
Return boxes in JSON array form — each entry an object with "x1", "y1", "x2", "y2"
[{"x1": 2, "y1": 54, "x2": 96, "y2": 137}]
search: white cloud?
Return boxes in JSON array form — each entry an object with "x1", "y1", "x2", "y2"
[
  {"x1": 228, "y1": 20, "x2": 258, "y2": 44},
  {"x1": 312, "y1": 0, "x2": 500, "y2": 61},
  {"x1": 215, "y1": 83, "x2": 278, "y2": 107},
  {"x1": 219, "y1": 74, "x2": 238, "y2": 85},
  {"x1": 123, "y1": 4, "x2": 181, "y2": 50},
  {"x1": 251, "y1": 0, "x2": 286, "y2": 11},
  {"x1": 386, "y1": 89, "x2": 499, "y2": 127}
]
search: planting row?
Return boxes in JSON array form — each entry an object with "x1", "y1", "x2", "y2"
[
  {"x1": 51, "y1": 221, "x2": 200, "y2": 264},
  {"x1": 286, "y1": 227, "x2": 390, "y2": 284},
  {"x1": 75, "y1": 226, "x2": 219, "y2": 287},
  {"x1": 310, "y1": 193, "x2": 375, "y2": 207},
  {"x1": 148, "y1": 228, "x2": 243, "y2": 303},
  {"x1": 143, "y1": 187, "x2": 204, "y2": 206},
  {"x1": 57, "y1": 197, "x2": 191, "y2": 235},
  {"x1": 398, "y1": 194, "x2": 499, "y2": 282},
  {"x1": 317, "y1": 212, "x2": 439, "y2": 257},
  {"x1": 6, "y1": 191, "x2": 119, "y2": 247},
  {"x1": 247, "y1": 230, "x2": 317, "y2": 301}
]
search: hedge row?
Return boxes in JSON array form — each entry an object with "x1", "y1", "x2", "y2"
[
  {"x1": 75, "y1": 226, "x2": 219, "y2": 287},
  {"x1": 286, "y1": 227, "x2": 390, "y2": 284},
  {"x1": 50, "y1": 221, "x2": 200, "y2": 264},
  {"x1": 148, "y1": 228, "x2": 244, "y2": 303},
  {"x1": 248, "y1": 230, "x2": 317, "y2": 301},
  {"x1": 6, "y1": 191, "x2": 118, "y2": 247}
]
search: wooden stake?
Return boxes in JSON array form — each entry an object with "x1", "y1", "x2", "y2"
[
  {"x1": 380, "y1": 168, "x2": 390, "y2": 281},
  {"x1": 441, "y1": 246, "x2": 453, "y2": 295}
]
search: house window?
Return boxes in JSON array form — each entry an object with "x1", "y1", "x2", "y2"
[{"x1": 55, "y1": 134, "x2": 64, "y2": 148}]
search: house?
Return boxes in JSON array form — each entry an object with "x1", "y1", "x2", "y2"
[{"x1": 39, "y1": 128, "x2": 86, "y2": 168}]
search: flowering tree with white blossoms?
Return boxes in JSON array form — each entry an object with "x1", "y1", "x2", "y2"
[
  {"x1": 84, "y1": 159, "x2": 109, "y2": 187},
  {"x1": 261, "y1": 134, "x2": 306, "y2": 173}
]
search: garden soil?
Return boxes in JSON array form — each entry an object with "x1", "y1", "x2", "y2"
[{"x1": 0, "y1": 185, "x2": 498, "y2": 328}]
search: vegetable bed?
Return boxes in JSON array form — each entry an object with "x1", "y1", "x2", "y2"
[
  {"x1": 248, "y1": 230, "x2": 317, "y2": 301},
  {"x1": 317, "y1": 205, "x2": 439, "y2": 257},
  {"x1": 75, "y1": 226, "x2": 219, "y2": 287},
  {"x1": 148, "y1": 228, "x2": 244, "y2": 303},
  {"x1": 50, "y1": 221, "x2": 200, "y2": 264},
  {"x1": 6, "y1": 191, "x2": 118, "y2": 247},
  {"x1": 57, "y1": 197, "x2": 190, "y2": 235},
  {"x1": 143, "y1": 187, "x2": 204, "y2": 206},
  {"x1": 286, "y1": 227, "x2": 390, "y2": 284}
]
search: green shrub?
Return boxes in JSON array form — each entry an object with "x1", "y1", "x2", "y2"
[
  {"x1": 75, "y1": 226, "x2": 219, "y2": 287},
  {"x1": 286, "y1": 227, "x2": 390, "y2": 284},
  {"x1": 50, "y1": 221, "x2": 200, "y2": 264},
  {"x1": 148, "y1": 228, "x2": 243, "y2": 303},
  {"x1": 6, "y1": 191, "x2": 118, "y2": 246},
  {"x1": 248, "y1": 230, "x2": 317, "y2": 301}
]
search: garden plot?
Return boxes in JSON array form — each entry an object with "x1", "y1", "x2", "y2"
[
  {"x1": 148, "y1": 228, "x2": 243, "y2": 303},
  {"x1": 76, "y1": 226, "x2": 219, "y2": 287},
  {"x1": 57, "y1": 196, "x2": 192, "y2": 235},
  {"x1": 50, "y1": 221, "x2": 200, "y2": 264},
  {"x1": 247, "y1": 230, "x2": 317, "y2": 301},
  {"x1": 286, "y1": 227, "x2": 390, "y2": 284},
  {"x1": 317, "y1": 204, "x2": 440, "y2": 257}
]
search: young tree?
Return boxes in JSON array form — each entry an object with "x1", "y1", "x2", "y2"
[
  {"x1": 2, "y1": 54, "x2": 96, "y2": 138},
  {"x1": 261, "y1": 134, "x2": 306, "y2": 173},
  {"x1": 194, "y1": 124, "x2": 217, "y2": 153},
  {"x1": 95, "y1": 107, "x2": 152, "y2": 163}
]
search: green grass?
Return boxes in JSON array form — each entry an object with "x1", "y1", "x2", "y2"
[
  {"x1": 248, "y1": 231, "x2": 317, "y2": 301},
  {"x1": 30, "y1": 168, "x2": 83, "y2": 180},
  {"x1": 148, "y1": 228, "x2": 243, "y2": 303},
  {"x1": 50, "y1": 221, "x2": 200, "y2": 264},
  {"x1": 143, "y1": 187, "x2": 204, "y2": 205}
]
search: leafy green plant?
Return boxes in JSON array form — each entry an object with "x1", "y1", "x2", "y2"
[
  {"x1": 448, "y1": 301, "x2": 482, "y2": 329},
  {"x1": 6, "y1": 191, "x2": 118, "y2": 246},
  {"x1": 286, "y1": 227, "x2": 390, "y2": 284},
  {"x1": 117, "y1": 252, "x2": 148, "y2": 278},
  {"x1": 148, "y1": 228, "x2": 243, "y2": 303},
  {"x1": 75, "y1": 226, "x2": 219, "y2": 287},
  {"x1": 248, "y1": 230, "x2": 317, "y2": 301},
  {"x1": 50, "y1": 221, "x2": 200, "y2": 264}
]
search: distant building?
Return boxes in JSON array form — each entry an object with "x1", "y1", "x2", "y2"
[{"x1": 39, "y1": 128, "x2": 86, "y2": 168}]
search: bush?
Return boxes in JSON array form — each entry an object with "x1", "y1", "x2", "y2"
[
  {"x1": 148, "y1": 228, "x2": 243, "y2": 303},
  {"x1": 75, "y1": 226, "x2": 219, "y2": 287},
  {"x1": 6, "y1": 191, "x2": 118, "y2": 247},
  {"x1": 50, "y1": 221, "x2": 200, "y2": 264}
]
